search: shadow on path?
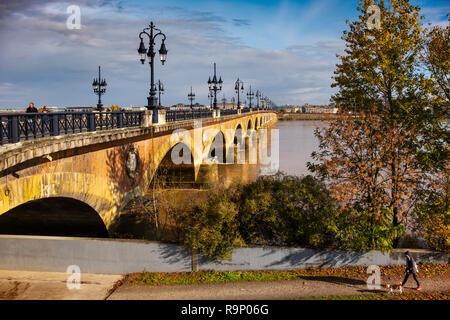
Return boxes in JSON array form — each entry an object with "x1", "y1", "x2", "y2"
[{"x1": 301, "y1": 276, "x2": 366, "y2": 287}]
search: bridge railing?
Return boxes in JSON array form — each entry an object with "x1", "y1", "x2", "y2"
[
  {"x1": 165, "y1": 109, "x2": 213, "y2": 122},
  {"x1": 0, "y1": 108, "x2": 272, "y2": 145},
  {"x1": 0, "y1": 111, "x2": 143, "y2": 145},
  {"x1": 220, "y1": 109, "x2": 238, "y2": 116}
]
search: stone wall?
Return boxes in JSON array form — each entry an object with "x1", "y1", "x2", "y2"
[{"x1": 0, "y1": 235, "x2": 447, "y2": 275}]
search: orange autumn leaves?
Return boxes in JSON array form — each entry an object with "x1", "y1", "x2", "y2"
[{"x1": 311, "y1": 109, "x2": 423, "y2": 221}]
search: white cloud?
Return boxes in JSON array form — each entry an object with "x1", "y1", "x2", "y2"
[{"x1": 0, "y1": 0, "x2": 343, "y2": 108}]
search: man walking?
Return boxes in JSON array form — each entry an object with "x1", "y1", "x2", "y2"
[{"x1": 401, "y1": 251, "x2": 421, "y2": 290}]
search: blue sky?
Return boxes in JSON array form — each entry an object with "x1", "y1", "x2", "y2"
[{"x1": 0, "y1": 0, "x2": 448, "y2": 108}]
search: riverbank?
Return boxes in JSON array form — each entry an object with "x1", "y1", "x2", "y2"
[{"x1": 276, "y1": 113, "x2": 339, "y2": 121}]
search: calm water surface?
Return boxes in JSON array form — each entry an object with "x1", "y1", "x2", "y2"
[{"x1": 275, "y1": 120, "x2": 328, "y2": 176}]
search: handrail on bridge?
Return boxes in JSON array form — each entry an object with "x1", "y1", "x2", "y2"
[{"x1": 0, "y1": 108, "x2": 270, "y2": 145}]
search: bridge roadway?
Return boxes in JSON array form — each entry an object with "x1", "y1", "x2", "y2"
[{"x1": 0, "y1": 109, "x2": 277, "y2": 232}]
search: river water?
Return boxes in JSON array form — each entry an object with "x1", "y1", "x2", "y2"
[
  {"x1": 216, "y1": 120, "x2": 328, "y2": 185},
  {"x1": 275, "y1": 120, "x2": 328, "y2": 176}
]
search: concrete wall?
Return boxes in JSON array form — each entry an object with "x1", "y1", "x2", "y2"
[{"x1": 0, "y1": 235, "x2": 448, "y2": 275}]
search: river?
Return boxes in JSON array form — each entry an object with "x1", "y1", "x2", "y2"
[{"x1": 275, "y1": 120, "x2": 328, "y2": 176}]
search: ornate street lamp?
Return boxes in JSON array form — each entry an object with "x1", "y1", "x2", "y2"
[
  {"x1": 157, "y1": 80, "x2": 164, "y2": 107},
  {"x1": 234, "y1": 78, "x2": 244, "y2": 110},
  {"x1": 221, "y1": 95, "x2": 227, "y2": 109},
  {"x1": 137, "y1": 21, "x2": 168, "y2": 110},
  {"x1": 207, "y1": 62, "x2": 223, "y2": 110},
  {"x1": 247, "y1": 85, "x2": 254, "y2": 109},
  {"x1": 92, "y1": 65, "x2": 107, "y2": 111},
  {"x1": 188, "y1": 86, "x2": 195, "y2": 109},
  {"x1": 256, "y1": 90, "x2": 261, "y2": 110},
  {"x1": 208, "y1": 92, "x2": 213, "y2": 109}
]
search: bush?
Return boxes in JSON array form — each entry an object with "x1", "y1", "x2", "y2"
[
  {"x1": 182, "y1": 175, "x2": 338, "y2": 258},
  {"x1": 182, "y1": 188, "x2": 243, "y2": 259},
  {"x1": 414, "y1": 190, "x2": 449, "y2": 252},
  {"x1": 238, "y1": 174, "x2": 337, "y2": 247},
  {"x1": 332, "y1": 208, "x2": 405, "y2": 252}
]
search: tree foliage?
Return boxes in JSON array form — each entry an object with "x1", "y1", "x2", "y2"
[
  {"x1": 238, "y1": 174, "x2": 337, "y2": 247},
  {"x1": 309, "y1": 0, "x2": 448, "y2": 250},
  {"x1": 183, "y1": 187, "x2": 243, "y2": 259},
  {"x1": 182, "y1": 175, "x2": 337, "y2": 258},
  {"x1": 414, "y1": 170, "x2": 450, "y2": 251}
]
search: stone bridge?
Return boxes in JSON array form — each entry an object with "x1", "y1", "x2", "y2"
[{"x1": 0, "y1": 110, "x2": 277, "y2": 233}]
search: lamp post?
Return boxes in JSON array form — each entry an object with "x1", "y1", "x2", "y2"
[
  {"x1": 256, "y1": 90, "x2": 261, "y2": 110},
  {"x1": 207, "y1": 63, "x2": 223, "y2": 110},
  {"x1": 137, "y1": 21, "x2": 168, "y2": 110},
  {"x1": 231, "y1": 97, "x2": 236, "y2": 109},
  {"x1": 188, "y1": 86, "x2": 195, "y2": 109},
  {"x1": 247, "y1": 85, "x2": 254, "y2": 109},
  {"x1": 234, "y1": 78, "x2": 244, "y2": 110},
  {"x1": 208, "y1": 92, "x2": 213, "y2": 109},
  {"x1": 221, "y1": 95, "x2": 227, "y2": 109},
  {"x1": 260, "y1": 92, "x2": 265, "y2": 109},
  {"x1": 92, "y1": 65, "x2": 107, "y2": 111},
  {"x1": 157, "y1": 80, "x2": 164, "y2": 107}
]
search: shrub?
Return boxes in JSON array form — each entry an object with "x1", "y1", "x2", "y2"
[
  {"x1": 414, "y1": 190, "x2": 449, "y2": 252},
  {"x1": 182, "y1": 188, "x2": 243, "y2": 259},
  {"x1": 238, "y1": 174, "x2": 337, "y2": 247}
]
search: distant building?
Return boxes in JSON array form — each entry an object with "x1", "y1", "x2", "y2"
[
  {"x1": 282, "y1": 104, "x2": 338, "y2": 114},
  {"x1": 302, "y1": 104, "x2": 338, "y2": 114},
  {"x1": 65, "y1": 106, "x2": 95, "y2": 112},
  {"x1": 168, "y1": 103, "x2": 209, "y2": 110},
  {"x1": 130, "y1": 107, "x2": 147, "y2": 111}
]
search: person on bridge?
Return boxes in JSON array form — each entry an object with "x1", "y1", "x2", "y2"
[
  {"x1": 401, "y1": 251, "x2": 421, "y2": 290},
  {"x1": 26, "y1": 102, "x2": 38, "y2": 113}
]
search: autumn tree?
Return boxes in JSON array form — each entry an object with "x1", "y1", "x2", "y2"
[
  {"x1": 421, "y1": 21, "x2": 450, "y2": 105},
  {"x1": 309, "y1": 109, "x2": 426, "y2": 250},
  {"x1": 309, "y1": 0, "x2": 442, "y2": 250}
]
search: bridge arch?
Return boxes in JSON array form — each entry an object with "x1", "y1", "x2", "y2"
[
  {"x1": 0, "y1": 197, "x2": 108, "y2": 238},
  {"x1": 0, "y1": 172, "x2": 121, "y2": 230},
  {"x1": 204, "y1": 130, "x2": 227, "y2": 164},
  {"x1": 150, "y1": 141, "x2": 196, "y2": 188},
  {"x1": 247, "y1": 118, "x2": 253, "y2": 131}
]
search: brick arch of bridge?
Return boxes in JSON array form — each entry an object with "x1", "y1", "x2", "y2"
[{"x1": 0, "y1": 172, "x2": 121, "y2": 230}]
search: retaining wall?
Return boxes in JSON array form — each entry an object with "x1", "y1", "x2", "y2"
[{"x1": 0, "y1": 235, "x2": 448, "y2": 274}]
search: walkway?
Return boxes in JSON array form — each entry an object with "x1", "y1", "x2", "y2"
[{"x1": 0, "y1": 269, "x2": 448, "y2": 300}]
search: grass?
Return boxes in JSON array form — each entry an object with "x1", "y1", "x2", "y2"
[{"x1": 123, "y1": 263, "x2": 450, "y2": 287}]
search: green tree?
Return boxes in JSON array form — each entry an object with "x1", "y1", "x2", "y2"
[{"x1": 421, "y1": 21, "x2": 450, "y2": 104}]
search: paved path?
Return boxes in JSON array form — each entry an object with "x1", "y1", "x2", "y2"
[
  {"x1": 0, "y1": 270, "x2": 121, "y2": 300},
  {"x1": 1, "y1": 270, "x2": 448, "y2": 300},
  {"x1": 108, "y1": 275, "x2": 450, "y2": 300}
]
